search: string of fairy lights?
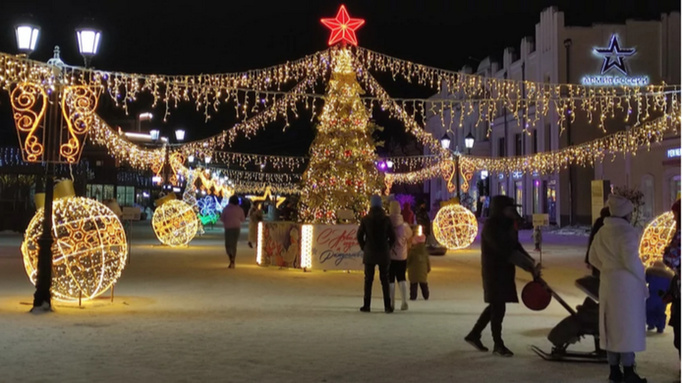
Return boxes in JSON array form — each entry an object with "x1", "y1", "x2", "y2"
[{"x1": 2, "y1": 42, "x2": 681, "y2": 196}]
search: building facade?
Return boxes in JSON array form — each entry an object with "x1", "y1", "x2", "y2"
[{"x1": 425, "y1": 7, "x2": 680, "y2": 226}]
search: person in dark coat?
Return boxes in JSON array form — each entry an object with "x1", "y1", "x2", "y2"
[
  {"x1": 415, "y1": 200, "x2": 431, "y2": 239},
  {"x1": 663, "y1": 199, "x2": 681, "y2": 358},
  {"x1": 465, "y1": 195, "x2": 539, "y2": 357},
  {"x1": 585, "y1": 206, "x2": 610, "y2": 277},
  {"x1": 357, "y1": 195, "x2": 396, "y2": 313}
]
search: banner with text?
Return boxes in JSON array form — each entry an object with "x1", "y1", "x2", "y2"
[{"x1": 310, "y1": 224, "x2": 364, "y2": 271}]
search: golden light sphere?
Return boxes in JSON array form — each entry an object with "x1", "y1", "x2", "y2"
[
  {"x1": 639, "y1": 211, "x2": 676, "y2": 268},
  {"x1": 432, "y1": 204, "x2": 478, "y2": 250},
  {"x1": 21, "y1": 197, "x2": 128, "y2": 302},
  {"x1": 152, "y1": 199, "x2": 199, "y2": 247}
]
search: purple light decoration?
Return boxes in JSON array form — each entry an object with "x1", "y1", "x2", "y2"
[
  {"x1": 534, "y1": 180, "x2": 540, "y2": 187},
  {"x1": 378, "y1": 161, "x2": 387, "y2": 171}
]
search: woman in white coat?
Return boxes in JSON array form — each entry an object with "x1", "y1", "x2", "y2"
[
  {"x1": 589, "y1": 195, "x2": 647, "y2": 383},
  {"x1": 389, "y1": 201, "x2": 413, "y2": 311}
]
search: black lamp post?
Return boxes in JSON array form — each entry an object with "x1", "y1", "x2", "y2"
[
  {"x1": 15, "y1": 22, "x2": 102, "y2": 312},
  {"x1": 440, "y1": 132, "x2": 476, "y2": 202}
]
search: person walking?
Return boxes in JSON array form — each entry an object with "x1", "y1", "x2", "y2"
[
  {"x1": 663, "y1": 199, "x2": 681, "y2": 358},
  {"x1": 407, "y1": 225, "x2": 430, "y2": 300},
  {"x1": 247, "y1": 202, "x2": 263, "y2": 249},
  {"x1": 220, "y1": 196, "x2": 245, "y2": 269},
  {"x1": 464, "y1": 195, "x2": 539, "y2": 357},
  {"x1": 401, "y1": 202, "x2": 415, "y2": 225},
  {"x1": 589, "y1": 194, "x2": 648, "y2": 383},
  {"x1": 389, "y1": 201, "x2": 412, "y2": 311},
  {"x1": 532, "y1": 226, "x2": 542, "y2": 252},
  {"x1": 357, "y1": 195, "x2": 396, "y2": 313}
]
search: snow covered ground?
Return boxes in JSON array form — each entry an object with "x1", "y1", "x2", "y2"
[{"x1": 0, "y1": 223, "x2": 679, "y2": 383}]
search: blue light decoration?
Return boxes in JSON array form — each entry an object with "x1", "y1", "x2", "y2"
[
  {"x1": 667, "y1": 148, "x2": 681, "y2": 158},
  {"x1": 581, "y1": 34, "x2": 649, "y2": 86},
  {"x1": 197, "y1": 195, "x2": 223, "y2": 225}
]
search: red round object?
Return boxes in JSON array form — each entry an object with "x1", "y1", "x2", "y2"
[{"x1": 521, "y1": 281, "x2": 552, "y2": 311}]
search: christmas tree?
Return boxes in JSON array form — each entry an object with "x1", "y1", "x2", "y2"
[{"x1": 298, "y1": 47, "x2": 385, "y2": 224}]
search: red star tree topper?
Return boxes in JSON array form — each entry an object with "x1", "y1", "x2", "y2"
[{"x1": 321, "y1": 5, "x2": 365, "y2": 46}]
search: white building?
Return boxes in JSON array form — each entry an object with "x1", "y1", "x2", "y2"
[{"x1": 425, "y1": 7, "x2": 680, "y2": 226}]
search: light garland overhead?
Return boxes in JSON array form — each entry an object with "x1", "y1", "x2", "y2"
[
  {"x1": 355, "y1": 47, "x2": 676, "y2": 133},
  {"x1": 0, "y1": 50, "x2": 331, "y2": 121},
  {"x1": 384, "y1": 113, "x2": 680, "y2": 186}
]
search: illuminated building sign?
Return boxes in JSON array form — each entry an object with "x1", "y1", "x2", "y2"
[
  {"x1": 581, "y1": 35, "x2": 649, "y2": 86},
  {"x1": 667, "y1": 148, "x2": 681, "y2": 158}
]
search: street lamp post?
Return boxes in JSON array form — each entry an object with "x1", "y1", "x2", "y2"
[
  {"x1": 440, "y1": 132, "x2": 476, "y2": 202},
  {"x1": 15, "y1": 23, "x2": 101, "y2": 312}
]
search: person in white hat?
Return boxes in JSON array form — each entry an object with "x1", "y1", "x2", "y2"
[{"x1": 588, "y1": 194, "x2": 647, "y2": 383}]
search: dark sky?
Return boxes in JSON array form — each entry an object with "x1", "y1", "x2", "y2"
[{"x1": 0, "y1": 0, "x2": 679, "y2": 157}]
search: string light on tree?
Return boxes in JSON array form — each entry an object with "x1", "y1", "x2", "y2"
[
  {"x1": 21, "y1": 197, "x2": 128, "y2": 302},
  {"x1": 298, "y1": 46, "x2": 385, "y2": 224}
]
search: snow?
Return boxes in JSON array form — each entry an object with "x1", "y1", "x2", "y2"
[{"x1": 0, "y1": 223, "x2": 679, "y2": 383}]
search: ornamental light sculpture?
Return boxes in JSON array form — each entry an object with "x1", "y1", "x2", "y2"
[
  {"x1": 12, "y1": 21, "x2": 102, "y2": 312},
  {"x1": 440, "y1": 132, "x2": 476, "y2": 201}
]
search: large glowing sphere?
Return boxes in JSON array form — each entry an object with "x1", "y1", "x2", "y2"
[
  {"x1": 21, "y1": 197, "x2": 128, "y2": 302},
  {"x1": 639, "y1": 212, "x2": 676, "y2": 268},
  {"x1": 152, "y1": 200, "x2": 199, "y2": 247},
  {"x1": 432, "y1": 204, "x2": 478, "y2": 250}
]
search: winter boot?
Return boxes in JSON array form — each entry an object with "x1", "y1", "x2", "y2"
[
  {"x1": 420, "y1": 282, "x2": 430, "y2": 300},
  {"x1": 492, "y1": 343, "x2": 514, "y2": 357},
  {"x1": 360, "y1": 298, "x2": 370, "y2": 312},
  {"x1": 409, "y1": 283, "x2": 418, "y2": 300},
  {"x1": 399, "y1": 281, "x2": 409, "y2": 310},
  {"x1": 389, "y1": 283, "x2": 395, "y2": 310},
  {"x1": 623, "y1": 366, "x2": 646, "y2": 383},
  {"x1": 608, "y1": 365, "x2": 623, "y2": 383},
  {"x1": 464, "y1": 334, "x2": 489, "y2": 352}
]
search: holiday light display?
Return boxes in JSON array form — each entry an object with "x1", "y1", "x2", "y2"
[
  {"x1": 152, "y1": 199, "x2": 199, "y2": 247},
  {"x1": 197, "y1": 195, "x2": 222, "y2": 225},
  {"x1": 247, "y1": 186, "x2": 287, "y2": 208},
  {"x1": 639, "y1": 211, "x2": 677, "y2": 268},
  {"x1": 298, "y1": 47, "x2": 385, "y2": 224},
  {"x1": 432, "y1": 203, "x2": 478, "y2": 250},
  {"x1": 321, "y1": 5, "x2": 365, "y2": 46},
  {"x1": 21, "y1": 197, "x2": 128, "y2": 302}
]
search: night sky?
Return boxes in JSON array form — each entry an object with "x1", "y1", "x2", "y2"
[{"x1": 0, "y1": 0, "x2": 679, "y2": 157}]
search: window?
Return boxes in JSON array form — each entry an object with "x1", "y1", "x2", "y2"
[
  {"x1": 515, "y1": 181, "x2": 523, "y2": 216},
  {"x1": 546, "y1": 180, "x2": 557, "y2": 223},
  {"x1": 498, "y1": 180, "x2": 506, "y2": 196},
  {"x1": 117, "y1": 186, "x2": 136, "y2": 207},
  {"x1": 533, "y1": 179, "x2": 541, "y2": 213},
  {"x1": 545, "y1": 123, "x2": 551, "y2": 151},
  {"x1": 515, "y1": 133, "x2": 523, "y2": 156},
  {"x1": 498, "y1": 137, "x2": 505, "y2": 157},
  {"x1": 533, "y1": 129, "x2": 538, "y2": 153}
]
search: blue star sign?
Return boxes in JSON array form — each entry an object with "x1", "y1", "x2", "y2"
[{"x1": 595, "y1": 35, "x2": 635, "y2": 75}]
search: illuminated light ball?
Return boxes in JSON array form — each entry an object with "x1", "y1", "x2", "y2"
[
  {"x1": 639, "y1": 212, "x2": 676, "y2": 268},
  {"x1": 432, "y1": 204, "x2": 478, "y2": 250},
  {"x1": 21, "y1": 197, "x2": 128, "y2": 302},
  {"x1": 152, "y1": 200, "x2": 199, "y2": 247}
]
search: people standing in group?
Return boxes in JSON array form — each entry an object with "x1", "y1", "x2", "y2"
[
  {"x1": 401, "y1": 202, "x2": 415, "y2": 225},
  {"x1": 588, "y1": 194, "x2": 647, "y2": 383},
  {"x1": 357, "y1": 195, "x2": 396, "y2": 313},
  {"x1": 247, "y1": 202, "x2": 263, "y2": 249},
  {"x1": 585, "y1": 206, "x2": 610, "y2": 278},
  {"x1": 663, "y1": 199, "x2": 681, "y2": 358},
  {"x1": 388, "y1": 201, "x2": 412, "y2": 311},
  {"x1": 465, "y1": 195, "x2": 539, "y2": 357},
  {"x1": 220, "y1": 196, "x2": 245, "y2": 269},
  {"x1": 407, "y1": 224, "x2": 430, "y2": 300},
  {"x1": 645, "y1": 260, "x2": 673, "y2": 333}
]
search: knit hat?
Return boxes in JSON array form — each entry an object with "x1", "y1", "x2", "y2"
[
  {"x1": 607, "y1": 194, "x2": 633, "y2": 218},
  {"x1": 370, "y1": 195, "x2": 383, "y2": 208},
  {"x1": 389, "y1": 201, "x2": 401, "y2": 216}
]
